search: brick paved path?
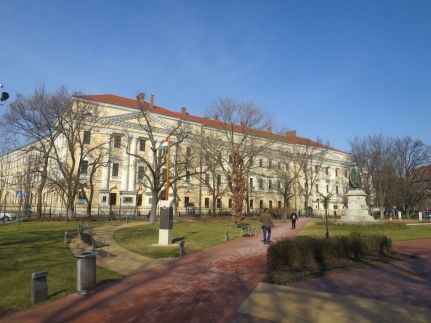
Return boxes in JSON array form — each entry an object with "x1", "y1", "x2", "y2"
[
  {"x1": 3, "y1": 219, "x2": 306, "y2": 323},
  {"x1": 291, "y1": 239, "x2": 431, "y2": 309}
]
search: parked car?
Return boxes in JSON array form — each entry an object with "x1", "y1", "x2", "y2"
[{"x1": 0, "y1": 212, "x2": 17, "y2": 222}]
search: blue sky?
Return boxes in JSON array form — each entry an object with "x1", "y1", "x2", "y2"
[{"x1": 1, "y1": 0, "x2": 430, "y2": 151}]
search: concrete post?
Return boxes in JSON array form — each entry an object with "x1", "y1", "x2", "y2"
[
  {"x1": 31, "y1": 271, "x2": 48, "y2": 304},
  {"x1": 419, "y1": 212, "x2": 423, "y2": 222},
  {"x1": 398, "y1": 211, "x2": 402, "y2": 220}
]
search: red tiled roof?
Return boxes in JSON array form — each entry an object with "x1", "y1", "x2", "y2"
[{"x1": 77, "y1": 94, "x2": 341, "y2": 152}]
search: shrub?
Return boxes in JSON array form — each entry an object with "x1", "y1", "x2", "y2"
[{"x1": 267, "y1": 233, "x2": 392, "y2": 274}]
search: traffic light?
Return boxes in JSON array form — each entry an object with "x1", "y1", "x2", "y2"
[{"x1": 0, "y1": 92, "x2": 9, "y2": 102}]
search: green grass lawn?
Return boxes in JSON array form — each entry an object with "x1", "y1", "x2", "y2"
[
  {"x1": 299, "y1": 219, "x2": 431, "y2": 241},
  {"x1": 115, "y1": 219, "x2": 262, "y2": 258},
  {"x1": 0, "y1": 221, "x2": 122, "y2": 316}
]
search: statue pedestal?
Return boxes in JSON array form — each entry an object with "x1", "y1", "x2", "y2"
[{"x1": 341, "y1": 189, "x2": 375, "y2": 223}]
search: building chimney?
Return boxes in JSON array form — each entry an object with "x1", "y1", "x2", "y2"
[
  {"x1": 150, "y1": 95, "x2": 154, "y2": 107},
  {"x1": 181, "y1": 106, "x2": 187, "y2": 114},
  {"x1": 287, "y1": 130, "x2": 296, "y2": 137},
  {"x1": 213, "y1": 114, "x2": 219, "y2": 121}
]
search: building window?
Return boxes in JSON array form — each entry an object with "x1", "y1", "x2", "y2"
[
  {"x1": 269, "y1": 179, "x2": 272, "y2": 189},
  {"x1": 112, "y1": 163, "x2": 119, "y2": 177},
  {"x1": 138, "y1": 166, "x2": 145, "y2": 180},
  {"x1": 335, "y1": 168, "x2": 338, "y2": 177},
  {"x1": 249, "y1": 200, "x2": 254, "y2": 209},
  {"x1": 259, "y1": 159, "x2": 263, "y2": 167},
  {"x1": 269, "y1": 200, "x2": 273, "y2": 209},
  {"x1": 123, "y1": 197, "x2": 133, "y2": 204},
  {"x1": 217, "y1": 198, "x2": 222, "y2": 208},
  {"x1": 268, "y1": 160, "x2": 272, "y2": 169},
  {"x1": 217, "y1": 174, "x2": 221, "y2": 187},
  {"x1": 113, "y1": 135, "x2": 121, "y2": 148},
  {"x1": 184, "y1": 196, "x2": 190, "y2": 207},
  {"x1": 83, "y1": 131, "x2": 91, "y2": 144},
  {"x1": 205, "y1": 173, "x2": 210, "y2": 185},
  {"x1": 186, "y1": 147, "x2": 191, "y2": 155},
  {"x1": 326, "y1": 167, "x2": 329, "y2": 175},
  {"x1": 315, "y1": 184, "x2": 319, "y2": 192},
  {"x1": 336, "y1": 186, "x2": 339, "y2": 194},
  {"x1": 249, "y1": 178, "x2": 253, "y2": 190},
  {"x1": 259, "y1": 178, "x2": 263, "y2": 189},
  {"x1": 278, "y1": 162, "x2": 281, "y2": 170},
  {"x1": 259, "y1": 200, "x2": 264, "y2": 209},
  {"x1": 326, "y1": 185, "x2": 329, "y2": 193},
  {"x1": 278, "y1": 180, "x2": 281, "y2": 189},
  {"x1": 334, "y1": 204, "x2": 338, "y2": 209},
  {"x1": 139, "y1": 139, "x2": 146, "y2": 151},
  {"x1": 278, "y1": 201, "x2": 282, "y2": 208},
  {"x1": 137, "y1": 194, "x2": 142, "y2": 206},
  {"x1": 205, "y1": 198, "x2": 209, "y2": 208},
  {"x1": 228, "y1": 199, "x2": 232, "y2": 208},
  {"x1": 102, "y1": 196, "x2": 107, "y2": 203},
  {"x1": 186, "y1": 170, "x2": 191, "y2": 183},
  {"x1": 79, "y1": 160, "x2": 88, "y2": 175}
]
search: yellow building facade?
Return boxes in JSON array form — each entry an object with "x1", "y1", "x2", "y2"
[{"x1": 0, "y1": 94, "x2": 351, "y2": 218}]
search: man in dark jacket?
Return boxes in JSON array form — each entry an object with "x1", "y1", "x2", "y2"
[{"x1": 290, "y1": 212, "x2": 298, "y2": 229}]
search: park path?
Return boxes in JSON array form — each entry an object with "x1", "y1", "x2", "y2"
[
  {"x1": 69, "y1": 221, "x2": 171, "y2": 275},
  {"x1": 3, "y1": 219, "x2": 305, "y2": 322},
  {"x1": 238, "y1": 238, "x2": 431, "y2": 322}
]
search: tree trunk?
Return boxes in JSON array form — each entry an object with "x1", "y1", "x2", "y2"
[{"x1": 150, "y1": 190, "x2": 158, "y2": 224}]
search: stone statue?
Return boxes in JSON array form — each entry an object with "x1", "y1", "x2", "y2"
[{"x1": 349, "y1": 162, "x2": 362, "y2": 189}]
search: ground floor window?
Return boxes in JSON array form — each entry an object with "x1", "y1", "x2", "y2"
[
  {"x1": 260, "y1": 200, "x2": 263, "y2": 209},
  {"x1": 249, "y1": 199, "x2": 254, "y2": 209},
  {"x1": 205, "y1": 198, "x2": 209, "y2": 208}
]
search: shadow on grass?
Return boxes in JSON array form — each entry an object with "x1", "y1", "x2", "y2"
[{"x1": 49, "y1": 289, "x2": 68, "y2": 298}]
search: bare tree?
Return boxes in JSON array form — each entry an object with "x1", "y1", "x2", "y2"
[
  {"x1": 3, "y1": 86, "x2": 59, "y2": 217},
  {"x1": 350, "y1": 135, "x2": 397, "y2": 215},
  {"x1": 43, "y1": 91, "x2": 106, "y2": 220},
  {"x1": 391, "y1": 137, "x2": 431, "y2": 215},
  {"x1": 271, "y1": 147, "x2": 304, "y2": 218},
  {"x1": 129, "y1": 94, "x2": 190, "y2": 224},
  {"x1": 78, "y1": 144, "x2": 110, "y2": 217},
  {"x1": 295, "y1": 143, "x2": 329, "y2": 215},
  {"x1": 203, "y1": 98, "x2": 272, "y2": 223}
]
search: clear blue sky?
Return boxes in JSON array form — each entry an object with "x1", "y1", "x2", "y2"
[{"x1": 1, "y1": 0, "x2": 430, "y2": 151}]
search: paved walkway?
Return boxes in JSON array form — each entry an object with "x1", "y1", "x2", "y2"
[
  {"x1": 70, "y1": 222, "x2": 170, "y2": 275},
  {"x1": 3, "y1": 219, "x2": 306, "y2": 322},
  {"x1": 239, "y1": 239, "x2": 431, "y2": 322}
]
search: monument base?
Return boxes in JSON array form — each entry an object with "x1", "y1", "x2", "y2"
[
  {"x1": 340, "y1": 189, "x2": 375, "y2": 223},
  {"x1": 159, "y1": 229, "x2": 172, "y2": 245}
]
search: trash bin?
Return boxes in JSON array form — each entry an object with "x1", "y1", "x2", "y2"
[
  {"x1": 31, "y1": 270, "x2": 48, "y2": 304},
  {"x1": 75, "y1": 251, "x2": 97, "y2": 295}
]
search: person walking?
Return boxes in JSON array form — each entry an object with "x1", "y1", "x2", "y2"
[
  {"x1": 260, "y1": 208, "x2": 274, "y2": 244},
  {"x1": 290, "y1": 211, "x2": 298, "y2": 229}
]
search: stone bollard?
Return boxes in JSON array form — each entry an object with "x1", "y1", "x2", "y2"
[
  {"x1": 64, "y1": 231, "x2": 68, "y2": 245},
  {"x1": 419, "y1": 212, "x2": 423, "y2": 222},
  {"x1": 31, "y1": 271, "x2": 48, "y2": 304},
  {"x1": 398, "y1": 211, "x2": 402, "y2": 220},
  {"x1": 224, "y1": 230, "x2": 229, "y2": 241},
  {"x1": 179, "y1": 241, "x2": 185, "y2": 257}
]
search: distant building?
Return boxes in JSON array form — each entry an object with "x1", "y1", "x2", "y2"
[{"x1": 0, "y1": 94, "x2": 350, "y2": 217}]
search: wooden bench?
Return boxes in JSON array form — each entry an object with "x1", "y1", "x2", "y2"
[
  {"x1": 77, "y1": 228, "x2": 110, "y2": 257},
  {"x1": 236, "y1": 223, "x2": 256, "y2": 237}
]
